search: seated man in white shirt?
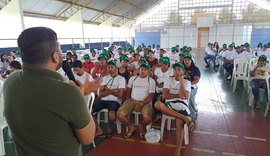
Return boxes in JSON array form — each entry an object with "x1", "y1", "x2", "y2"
[
  {"x1": 155, "y1": 62, "x2": 194, "y2": 156},
  {"x1": 92, "y1": 60, "x2": 126, "y2": 136},
  {"x1": 73, "y1": 60, "x2": 94, "y2": 84},
  {"x1": 117, "y1": 63, "x2": 156, "y2": 139},
  {"x1": 204, "y1": 43, "x2": 218, "y2": 69},
  {"x1": 153, "y1": 57, "x2": 174, "y2": 120}
]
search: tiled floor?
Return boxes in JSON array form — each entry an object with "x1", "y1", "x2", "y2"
[{"x1": 4, "y1": 51, "x2": 270, "y2": 156}]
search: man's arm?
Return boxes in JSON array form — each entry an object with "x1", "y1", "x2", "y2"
[
  {"x1": 111, "y1": 88, "x2": 124, "y2": 98},
  {"x1": 163, "y1": 88, "x2": 179, "y2": 99},
  {"x1": 75, "y1": 114, "x2": 96, "y2": 145},
  {"x1": 125, "y1": 87, "x2": 132, "y2": 101}
]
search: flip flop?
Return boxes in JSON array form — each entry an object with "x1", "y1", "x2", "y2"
[
  {"x1": 105, "y1": 132, "x2": 113, "y2": 138},
  {"x1": 254, "y1": 103, "x2": 261, "y2": 110},
  {"x1": 139, "y1": 131, "x2": 146, "y2": 140},
  {"x1": 123, "y1": 130, "x2": 135, "y2": 139}
]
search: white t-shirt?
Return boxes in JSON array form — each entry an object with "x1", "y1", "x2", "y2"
[
  {"x1": 154, "y1": 67, "x2": 174, "y2": 92},
  {"x1": 128, "y1": 76, "x2": 156, "y2": 101},
  {"x1": 101, "y1": 75, "x2": 126, "y2": 103},
  {"x1": 230, "y1": 52, "x2": 246, "y2": 60},
  {"x1": 169, "y1": 52, "x2": 179, "y2": 64},
  {"x1": 90, "y1": 53, "x2": 99, "y2": 62},
  {"x1": 163, "y1": 77, "x2": 191, "y2": 113},
  {"x1": 163, "y1": 77, "x2": 191, "y2": 104},
  {"x1": 74, "y1": 71, "x2": 94, "y2": 84},
  {"x1": 222, "y1": 50, "x2": 233, "y2": 60},
  {"x1": 14, "y1": 57, "x2": 23, "y2": 65}
]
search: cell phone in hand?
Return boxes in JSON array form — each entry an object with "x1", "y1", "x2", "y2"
[{"x1": 62, "y1": 60, "x2": 80, "y2": 86}]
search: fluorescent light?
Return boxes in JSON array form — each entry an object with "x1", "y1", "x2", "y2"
[
  {"x1": 132, "y1": 0, "x2": 175, "y2": 27},
  {"x1": 248, "y1": 0, "x2": 270, "y2": 11}
]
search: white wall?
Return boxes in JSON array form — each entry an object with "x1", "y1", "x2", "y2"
[
  {"x1": 159, "y1": 25, "x2": 197, "y2": 49},
  {"x1": 137, "y1": 23, "x2": 261, "y2": 49}
]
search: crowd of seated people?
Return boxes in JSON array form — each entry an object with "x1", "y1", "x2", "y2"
[
  {"x1": 205, "y1": 41, "x2": 270, "y2": 111},
  {"x1": 56, "y1": 43, "x2": 200, "y2": 156},
  {"x1": 0, "y1": 50, "x2": 22, "y2": 79}
]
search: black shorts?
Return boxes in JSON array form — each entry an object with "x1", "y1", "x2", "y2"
[{"x1": 92, "y1": 100, "x2": 120, "y2": 113}]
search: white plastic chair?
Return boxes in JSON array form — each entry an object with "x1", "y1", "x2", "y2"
[
  {"x1": 131, "y1": 111, "x2": 152, "y2": 131},
  {"x1": 0, "y1": 79, "x2": 8, "y2": 155},
  {"x1": 160, "y1": 115, "x2": 189, "y2": 144},
  {"x1": 86, "y1": 93, "x2": 96, "y2": 148},
  {"x1": 96, "y1": 109, "x2": 122, "y2": 134},
  {"x1": 231, "y1": 59, "x2": 249, "y2": 92}
]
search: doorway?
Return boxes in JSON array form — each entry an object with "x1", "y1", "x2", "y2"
[{"x1": 197, "y1": 27, "x2": 209, "y2": 48}]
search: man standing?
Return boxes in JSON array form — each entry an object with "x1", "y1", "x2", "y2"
[{"x1": 3, "y1": 27, "x2": 96, "y2": 156}]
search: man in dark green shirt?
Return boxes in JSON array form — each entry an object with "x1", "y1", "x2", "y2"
[{"x1": 3, "y1": 27, "x2": 96, "y2": 156}]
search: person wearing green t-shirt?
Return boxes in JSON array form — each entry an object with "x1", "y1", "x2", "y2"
[{"x1": 3, "y1": 27, "x2": 96, "y2": 156}]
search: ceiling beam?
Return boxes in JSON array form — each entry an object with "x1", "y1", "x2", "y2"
[
  {"x1": 91, "y1": 0, "x2": 132, "y2": 24},
  {"x1": 55, "y1": 0, "x2": 80, "y2": 19},
  {"x1": 55, "y1": 0, "x2": 133, "y2": 20},
  {"x1": 24, "y1": 11, "x2": 67, "y2": 21}
]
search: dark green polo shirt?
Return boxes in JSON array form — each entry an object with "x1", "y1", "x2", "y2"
[{"x1": 3, "y1": 65, "x2": 90, "y2": 156}]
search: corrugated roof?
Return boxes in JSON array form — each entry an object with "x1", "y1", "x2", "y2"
[{"x1": 0, "y1": 0, "x2": 164, "y2": 27}]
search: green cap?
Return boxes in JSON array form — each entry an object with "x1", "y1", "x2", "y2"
[
  {"x1": 223, "y1": 44, "x2": 227, "y2": 48},
  {"x1": 179, "y1": 52, "x2": 187, "y2": 57},
  {"x1": 184, "y1": 54, "x2": 193, "y2": 61},
  {"x1": 90, "y1": 48, "x2": 96, "y2": 53},
  {"x1": 120, "y1": 55, "x2": 129, "y2": 61},
  {"x1": 133, "y1": 53, "x2": 140, "y2": 58},
  {"x1": 107, "y1": 60, "x2": 117, "y2": 66},
  {"x1": 264, "y1": 44, "x2": 268, "y2": 48},
  {"x1": 160, "y1": 57, "x2": 170, "y2": 65},
  {"x1": 70, "y1": 47, "x2": 76, "y2": 50},
  {"x1": 140, "y1": 56, "x2": 147, "y2": 62},
  {"x1": 187, "y1": 47, "x2": 192, "y2": 51},
  {"x1": 258, "y1": 42, "x2": 263, "y2": 46},
  {"x1": 16, "y1": 50, "x2": 21, "y2": 55},
  {"x1": 208, "y1": 42, "x2": 212, "y2": 45},
  {"x1": 258, "y1": 55, "x2": 267, "y2": 61},
  {"x1": 172, "y1": 62, "x2": 185, "y2": 70},
  {"x1": 98, "y1": 54, "x2": 106, "y2": 60},
  {"x1": 244, "y1": 43, "x2": 250, "y2": 47},
  {"x1": 139, "y1": 63, "x2": 150, "y2": 70},
  {"x1": 148, "y1": 49, "x2": 155, "y2": 54},
  {"x1": 83, "y1": 54, "x2": 90, "y2": 59},
  {"x1": 72, "y1": 54, "x2": 78, "y2": 58},
  {"x1": 235, "y1": 46, "x2": 240, "y2": 49},
  {"x1": 228, "y1": 44, "x2": 234, "y2": 48},
  {"x1": 171, "y1": 47, "x2": 177, "y2": 52}
]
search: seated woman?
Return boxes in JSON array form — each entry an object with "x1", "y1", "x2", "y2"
[
  {"x1": 250, "y1": 55, "x2": 270, "y2": 109},
  {"x1": 183, "y1": 54, "x2": 201, "y2": 119},
  {"x1": 118, "y1": 55, "x2": 133, "y2": 83},
  {"x1": 155, "y1": 62, "x2": 194, "y2": 156}
]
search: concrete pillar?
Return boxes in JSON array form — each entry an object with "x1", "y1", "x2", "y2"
[
  {"x1": 65, "y1": 10, "x2": 85, "y2": 48},
  {"x1": 0, "y1": 0, "x2": 24, "y2": 46}
]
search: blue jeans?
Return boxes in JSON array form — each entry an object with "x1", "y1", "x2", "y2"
[
  {"x1": 189, "y1": 87, "x2": 198, "y2": 117},
  {"x1": 204, "y1": 54, "x2": 216, "y2": 66},
  {"x1": 250, "y1": 79, "x2": 268, "y2": 101}
]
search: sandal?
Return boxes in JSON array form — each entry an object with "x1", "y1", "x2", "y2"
[
  {"x1": 123, "y1": 130, "x2": 135, "y2": 139},
  {"x1": 186, "y1": 118, "x2": 195, "y2": 131},
  {"x1": 254, "y1": 103, "x2": 261, "y2": 110},
  {"x1": 105, "y1": 132, "x2": 113, "y2": 138},
  {"x1": 139, "y1": 131, "x2": 146, "y2": 140}
]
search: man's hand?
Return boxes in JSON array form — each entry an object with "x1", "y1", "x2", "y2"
[
  {"x1": 84, "y1": 79, "x2": 102, "y2": 95},
  {"x1": 70, "y1": 80, "x2": 85, "y2": 95}
]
